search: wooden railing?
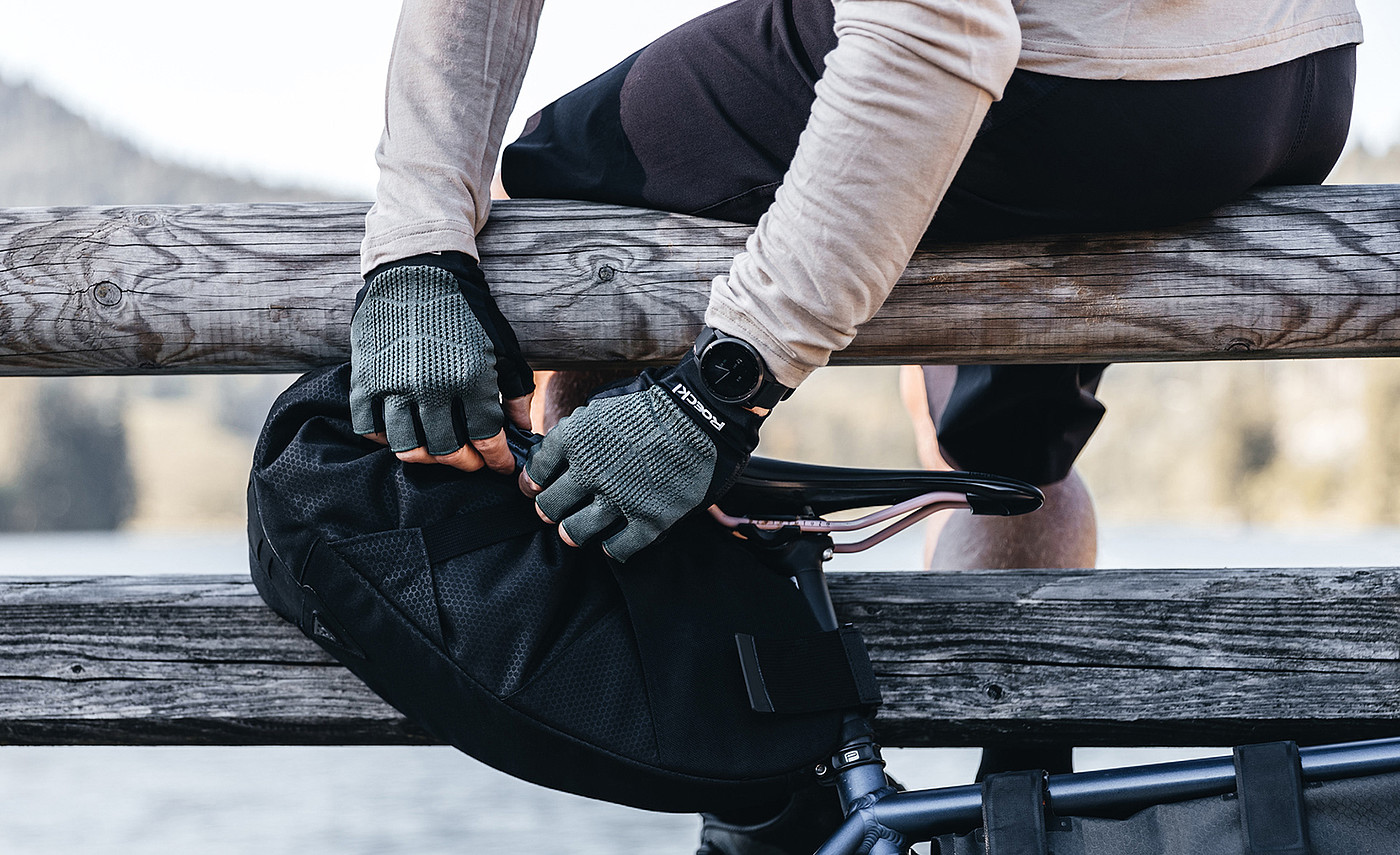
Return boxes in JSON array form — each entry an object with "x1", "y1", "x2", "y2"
[{"x1": 2, "y1": 187, "x2": 1398, "y2": 748}]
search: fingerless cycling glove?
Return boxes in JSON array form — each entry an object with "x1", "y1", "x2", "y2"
[
  {"x1": 349, "y1": 252, "x2": 533, "y2": 454},
  {"x1": 526, "y1": 351, "x2": 765, "y2": 561}
]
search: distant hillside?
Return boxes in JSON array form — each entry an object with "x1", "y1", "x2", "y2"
[
  {"x1": 0, "y1": 76, "x2": 336, "y2": 205},
  {"x1": 0, "y1": 77, "x2": 334, "y2": 530}
]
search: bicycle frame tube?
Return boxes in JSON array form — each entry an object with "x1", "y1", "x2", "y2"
[{"x1": 813, "y1": 737, "x2": 1400, "y2": 853}]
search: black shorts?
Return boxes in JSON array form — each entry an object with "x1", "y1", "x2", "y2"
[{"x1": 501, "y1": 0, "x2": 1356, "y2": 485}]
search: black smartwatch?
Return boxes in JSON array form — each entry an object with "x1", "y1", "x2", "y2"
[{"x1": 693, "y1": 327, "x2": 792, "y2": 409}]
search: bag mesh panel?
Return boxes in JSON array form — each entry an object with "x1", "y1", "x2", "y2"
[
  {"x1": 256, "y1": 370, "x2": 400, "y2": 543},
  {"x1": 510, "y1": 605, "x2": 659, "y2": 763},
  {"x1": 434, "y1": 534, "x2": 620, "y2": 696},
  {"x1": 1307, "y1": 769, "x2": 1400, "y2": 855},
  {"x1": 330, "y1": 529, "x2": 442, "y2": 645}
]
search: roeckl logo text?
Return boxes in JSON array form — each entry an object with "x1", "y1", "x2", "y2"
[{"x1": 672, "y1": 383, "x2": 726, "y2": 432}]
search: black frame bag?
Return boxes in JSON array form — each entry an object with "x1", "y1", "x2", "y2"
[{"x1": 247, "y1": 365, "x2": 848, "y2": 813}]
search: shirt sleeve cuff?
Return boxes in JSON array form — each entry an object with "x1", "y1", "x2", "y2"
[
  {"x1": 359, "y1": 220, "x2": 482, "y2": 279},
  {"x1": 705, "y1": 290, "x2": 824, "y2": 389}
]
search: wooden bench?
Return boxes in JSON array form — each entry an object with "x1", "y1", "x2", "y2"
[{"x1": 2, "y1": 185, "x2": 1398, "y2": 749}]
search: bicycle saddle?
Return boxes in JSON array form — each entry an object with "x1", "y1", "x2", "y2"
[
  {"x1": 722, "y1": 456, "x2": 1044, "y2": 518},
  {"x1": 506, "y1": 424, "x2": 1042, "y2": 519}
]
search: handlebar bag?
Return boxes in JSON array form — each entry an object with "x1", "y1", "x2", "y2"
[{"x1": 246, "y1": 364, "x2": 848, "y2": 813}]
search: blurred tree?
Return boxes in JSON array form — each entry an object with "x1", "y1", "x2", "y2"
[{"x1": 0, "y1": 384, "x2": 134, "y2": 531}]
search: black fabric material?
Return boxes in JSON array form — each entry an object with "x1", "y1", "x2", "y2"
[
  {"x1": 1234, "y1": 742, "x2": 1312, "y2": 855},
  {"x1": 500, "y1": 52, "x2": 648, "y2": 208},
  {"x1": 699, "y1": 783, "x2": 846, "y2": 855},
  {"x1": 501, "y1": 0, "x2": 1356, "y2": 485},
  {"x1": 419, "y1": 504, "x2": 540, "y2": 564},
  {"x1": 977, "y1": 744, "x2": 1073, "y2": 781},
  {"x1": 981, "y1": 771, "x2": 1049, "y2": 855},
  {"x1": 606, "y1": 517, "x2": 850, "y2": 781},
  {"x1": 933, "y1": 364, "x2": 1106, "y2": 487},
  {"x1": 247, "y1": 364, "x2": 848, "y2": 813},
  {"x1": 736, "y1": 627, "x2": 881, "y2": 714}
]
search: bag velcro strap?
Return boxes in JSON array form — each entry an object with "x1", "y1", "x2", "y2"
[
  {"x1": 420, "y1": 502, "x2": 544, "y2": 564},
  {"x1": 1234, "y1": 741, "x2": 1312, "y2": 855},
  {"x1": 982, "y1": 770, "x2": 1049, "y2": 855},
  {"x1": 734, "y1": 626, "x2": 882, "y2": 714}
]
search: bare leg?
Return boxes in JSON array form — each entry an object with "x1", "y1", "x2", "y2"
[
  {"x1": 533, "y1": 369, "x2": 632, "y2": 432},
  {"x1": 898, "y1": 365, "x2": 955, "y2": 567},
  {"x1": 900, "y1": 365, "x2": 1098, "y2": 571},
  {"x1": 931, "y1": 469, "x2": 1097, "y2": 570}
]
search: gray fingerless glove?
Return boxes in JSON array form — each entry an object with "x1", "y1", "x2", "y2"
[
  {"x1": 525, "y1": 354, "x2": 766, "y2": 562},
  {"x1": 349, "y1": 253, "x2": 532, "y2": 454},
  {"x1": 528, "y1": 386, "x2": 713, "y2": 561}
]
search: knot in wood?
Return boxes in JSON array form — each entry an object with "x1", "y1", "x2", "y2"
[
  {"x1": 1224, "y1": 337, "x2": 1256, "y2": 352},
  {"x1": 596, "y1": 264, "x2": 616, "y2": 282},
  {"x1": 984, "y1": 683, "x2": 1005, "y2": 702},
  {"x1": 91, "y1": 281, "x2": 123, "y2": 307}
]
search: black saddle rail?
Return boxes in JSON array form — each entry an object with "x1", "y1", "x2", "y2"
[
  {"x1": 727, "y1": 456, "x2": 1044, "y2": 517},
  {"x1": 713, "y1": 456, "x2": 1044, "y2": 554}
]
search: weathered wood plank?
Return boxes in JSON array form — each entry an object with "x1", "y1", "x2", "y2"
[
  {"x1": 0, "y1": 575, "x2": 429, "y2": 745},
  {"x1": 832, "y1": 566, "x2": 1400, "y2": 747},
  {"x1": 1, "y1": 184, "x2": 1397, "y2": 375},
  {"x1": 2, "y1": 569, "x2": 1396, "y2": 746}
]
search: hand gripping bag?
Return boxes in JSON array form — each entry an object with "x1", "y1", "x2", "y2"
[{"x1": 246, "y1": 365, "x2": 866, "y2": 813}]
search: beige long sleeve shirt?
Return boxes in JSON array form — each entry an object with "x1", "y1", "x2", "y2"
[{"x1": 363, "y1": 0, "x2": 1362, "y2": 388}]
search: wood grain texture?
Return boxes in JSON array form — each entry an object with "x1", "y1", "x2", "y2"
[
  {"x1": 0, "y1": 575, "x2": 429, "y2": 745},
  {"x1": 2, "y1": 569, "x2": 1396, "y2": 747},
  {"x1": 1, "y1": 184, "x2": 1397, "y2": 374}
]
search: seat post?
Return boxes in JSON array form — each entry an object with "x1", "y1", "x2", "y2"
[{"x1": 766, "y1": 534, "x2": 895, "y2": 823}]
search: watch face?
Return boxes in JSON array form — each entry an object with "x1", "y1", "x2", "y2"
[{"x1": 700, "y1": 339, "x2": 763, "y2": 403}]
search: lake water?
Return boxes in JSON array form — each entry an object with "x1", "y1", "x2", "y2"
[{"x1": 1, "y1": 524, "x2": 1393, "y2": 854}]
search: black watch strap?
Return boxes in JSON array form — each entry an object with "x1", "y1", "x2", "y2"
[{"x1": 693, "y1": 327, "x2": 792, "y2": 410}]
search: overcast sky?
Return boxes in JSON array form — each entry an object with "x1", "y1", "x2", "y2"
[{"x1": 1, "y1": 1, "x2": 1397, "y2": 198}]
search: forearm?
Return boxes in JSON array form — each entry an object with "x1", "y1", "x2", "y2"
[
  {"x1": 362, "y1": 0, "x2": 546, "y2": 275},
  {"x1": 705, "y1": 0, "x2": 1020, "y2": 388}
]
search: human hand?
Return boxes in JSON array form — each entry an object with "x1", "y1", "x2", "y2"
[
  {"x1": 350, "y1": 252, "x2": 533, "y2": 475},
  {"x1": 520, "y1": 354, "x2": 766, "y2": 562}
]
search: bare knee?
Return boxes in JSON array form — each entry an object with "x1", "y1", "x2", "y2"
[{"x1": 930, "y1": 468, "x2": 1097, "y2": 570}]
